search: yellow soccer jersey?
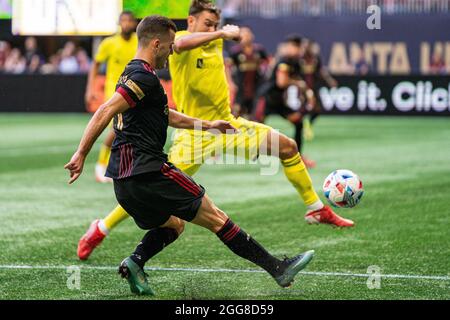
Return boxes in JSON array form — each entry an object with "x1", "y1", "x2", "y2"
[
  {"x1": 169, "y1": 30, "x2": 233, "y2": 122},
  {"x1": 95, "y1": 33, "x2": 138, "y2": 99}
]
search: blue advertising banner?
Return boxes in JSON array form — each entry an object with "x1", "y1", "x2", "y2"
[{"x1": 231, "y1": 15, "x2": 450, "y2": 75}]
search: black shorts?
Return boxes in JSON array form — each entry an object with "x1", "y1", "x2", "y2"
[
  {"x1": 113, "y1": 162, "x2": 205, "y2": 230},
  {"x1": 253, "y1": 95, "x2": 297, "y2": 121}
]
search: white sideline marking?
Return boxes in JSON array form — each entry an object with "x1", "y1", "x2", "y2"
[{"x1": 0, "y1": 265, "x2": 448, "y2": 281}]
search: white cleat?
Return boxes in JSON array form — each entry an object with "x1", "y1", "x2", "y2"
[{"x1": 95, "y1": 163, "x2": 112, "y2": 183}]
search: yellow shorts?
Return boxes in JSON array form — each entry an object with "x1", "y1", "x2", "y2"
[{"x1": 168, "y1": 117, "x2": 271, "y2": 176}]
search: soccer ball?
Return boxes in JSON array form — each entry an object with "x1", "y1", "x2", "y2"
[{"x1": 323, "y1": 169, "x2": 364, "y2": 208}]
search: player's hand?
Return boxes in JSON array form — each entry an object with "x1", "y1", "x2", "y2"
[
  {"x1": 85, "y1": 90, "x2": 97, "y2": 107},
  {"x1": 64, "y1": 151, "x2": 86, "y2": 184},
  {"x1": 209, "y1": 120, "x2": 239, "y2": 134},
  {"x1": 221, "y1": 24, "x2": 240, "y2": 41}
]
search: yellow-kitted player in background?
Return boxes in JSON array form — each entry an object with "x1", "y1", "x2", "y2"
[
  {"x1": 77, "y1": 1, "x2": 355, "y2": 261},
  {"x1": 85, "y1": 11, "x2": 138, "y2": 183}
]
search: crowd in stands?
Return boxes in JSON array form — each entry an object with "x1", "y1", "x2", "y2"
[
  {"x1": 0, "y1": 37, "x2": 91, "y2": 75},
  {"x1": 0, "y1": 34, "x2": 448, "y2": 76},
  {"x1": 221, "y1": 0, "x2": 450, "y2": 17}
]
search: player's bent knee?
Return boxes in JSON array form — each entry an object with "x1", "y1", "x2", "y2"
[
  {"x1": 174, "y1": 220, "x2": 185, "y2": 236},
  {"x1": 163, "y1": 217, "x2": 185, "y2": 236}
]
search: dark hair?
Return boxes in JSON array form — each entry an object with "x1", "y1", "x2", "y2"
[
  {"x1": 189, "y1": 0, "x2": 221, "y2": 17},
  {"x1": 136, "y1": 15, "x2": 177, "y2": 47},
  {"x1": 119, "y1": 10, "x2": 135, "y2": 19},
  {"x1": 283, "y1": 34, "x2": 302, "y2": 46}
]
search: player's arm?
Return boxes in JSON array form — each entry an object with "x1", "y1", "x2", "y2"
[
  {"x1": 65, "y1": 94, "x2": 129, "y2": 184},
  {"x1": 174, "y1": 25, "x2": 240, "y2": 53},
  {"x1": 168, "y1": 109, "x2": 237, "y2": 133},
  {"x1": 320, "y1": 67, "x2": 338, "y2": 88}
]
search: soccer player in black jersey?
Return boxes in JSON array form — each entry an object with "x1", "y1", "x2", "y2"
[
  {"x1": 65, "y1": 15, "x2": 314, "y2": 296},
  {"x1": 254, "y1": 35, "x2": 316, "y2": 167}
]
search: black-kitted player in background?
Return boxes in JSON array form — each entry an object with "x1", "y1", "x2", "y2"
[
  {"x1": 254, "y1": 35, "x2": 316, "y2": 168},
  {"x1": 228, "y1": 26, "x2": 269, "y2": 118},
  {"x1": 299, "y1": 38, "x2": 338, "y2": 141},
  {"x1": 65, "y1": 15, "x2": 315, "y2": 296}
]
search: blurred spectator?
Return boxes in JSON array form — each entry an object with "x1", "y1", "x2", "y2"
[
  {"x1": 0, "y1": 41, "x2": 11, "y2": 72},
  {"x1": 4, "y1": 48, "x2": 26, "y2": 74},
  {"x1": 352, "y1": 49, "x2": 370, "y2": 75},
  {"x1": 1, "y1": 39, "x2": 91, "y2": 74},
  {"x1": 24, "y1": 37, "x2": 43, "y2": 67},
  {"x1": 429, "y1": 48, "x2": 447, "y2": 74},
  {"x1": 221, "y1": 0, "x2": 450, "y2": 17},
  {"x1": 58, "y1": 41, "x2": 79, "y2": 74},
  {"x1": 27, "y1": 54, "x2": 41, "y2": 74},
  {"x1": 76, "y1": 49, "x2": 91, "y2": 73},
  {"x1": 40, "y1": 54, "x2": 61, "y2": 74}
]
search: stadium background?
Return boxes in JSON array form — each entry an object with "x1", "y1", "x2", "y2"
[{"x1": 0, "y1": 0, "x2": 449, "y2": 300}]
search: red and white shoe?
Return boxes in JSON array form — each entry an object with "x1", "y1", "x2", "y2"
[
  {"x1": 95, "y1": 163, "x2": 113, "y2": 183},
  {"x1": 77, "y1": 219, "x2": 106, "y2": 260},
  {"x1": 305, "y1": 206, "x2": 354, "y2": 227}
]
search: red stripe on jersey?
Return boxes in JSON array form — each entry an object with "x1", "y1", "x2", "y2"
[
  {"x1": 142, "y1": 63, "x2": 156, "y2": 74},
  {"x1": 117, "y1": 86, "x2": 136, "y2": 108},
  {"x1": 119, "y1": 144, "x2": 133, "y2": 178},
  {"x1": 119, "y1": 145, "x2": 125, "y2": 178},
  {"x1": 126, "y1": 144, "x2": 134, "y2": 177}
]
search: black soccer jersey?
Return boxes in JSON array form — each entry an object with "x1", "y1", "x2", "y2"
[
  {"x1": 260, "y1": 57, "x2": 302, "y2": 105},
  {"x1": 105, "y1": 59, "x2": 170, "y2": 179}
]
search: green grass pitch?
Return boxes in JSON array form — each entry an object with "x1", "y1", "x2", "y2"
[{"x1": 0, "y1": 114, "x2": 449, "y2": 300}]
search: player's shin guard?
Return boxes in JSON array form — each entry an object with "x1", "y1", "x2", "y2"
[
  {"x1": 130, "y1": 227, "x2": 179, "y2": 269},
  {"x1": 281, "y1": 153, "x2": 323, "y2": 210},
  {"x1": 103, "y1": 205, "x2": 130, "y2": 231},
  {"x1": 216, "y1": 219, "x2": 282, "y2": 277}
]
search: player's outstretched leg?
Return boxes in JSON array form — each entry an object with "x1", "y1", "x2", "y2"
[
  {"x1": 263, "y1": 129, "x2": 354, "y2": 227},
  {"x1": 77, "y1": 162, "x2": 202, "y2": 260},
  {"x1": 77, "y1": 205, "x2": 129, "y2": 260},
  {"x1": 118, "y1": 216, "x2": 184, "y2": 295},
  {"x1": 95, "y1": 128, "x2": 115, "y2": 183},
  {"x1": 191, "y1": 195, "x2": 315, "y2": 287}
]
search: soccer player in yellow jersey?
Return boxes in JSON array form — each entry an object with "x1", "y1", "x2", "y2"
[
  {"x1": 85, "y1": 11, "x2": 138, "y2": 183},
  {"x1": 77, "y1": 1, "x2": 354, "y2": 261}
]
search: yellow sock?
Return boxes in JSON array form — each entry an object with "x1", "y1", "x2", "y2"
[
  {"x1": 97, "y1": 144, "x2": 111, "y2": 166},
  {"x1": 103, "y1": 205, "x2": 130, "y2": 231},
  {"x1": 281, "y1": 153, "x2": 322, "y2": 209}
]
